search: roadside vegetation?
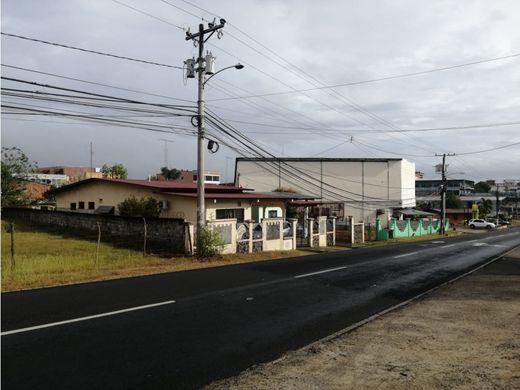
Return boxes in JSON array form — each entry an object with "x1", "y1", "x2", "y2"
[{"x1": 1, "y1": 220, "x2": 310, "y2": 291}]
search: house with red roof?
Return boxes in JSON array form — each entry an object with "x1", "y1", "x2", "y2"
[{"x1": 48, "y1": 178, "x2": 313, "y2": 224}]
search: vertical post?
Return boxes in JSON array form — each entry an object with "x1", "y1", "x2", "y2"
[
  {"x1": 496, "y1": 187, "x2": 500, "y2": 225},
  {"x1": 143, "y1": 217, "x2": 147, "y2": 257},
  {"x1": 185, "y1": 19, "x2": 228, "y2": 251},
  {"x1": 440, "y1": 153, "x2": 446, "y2": 235},
  {"x1": 332, "y1": 217, "x2": 336, "y2": 246},
  {"x1": 278, "y1": 159, "x2": 281, "y2": 189},
  {"x1": 90, "y1": 141, "x2": 94, "y2": 177},
  {"x1": 96, "y1": 222, "x2": 101, "y2": 266},
  {"x1": 289, "y1": 218, "x2": 297, "y2": 250},
  {"x1": 320, "y1": 159, "x2": 323, "y2": 200},
  {"x1": 350, "y1": 216, "x2": 355, "y2": 245},
  {"x1": 196, "y1": 24, "x2": 206, "y2": 251},
  {"x1": 247, "y1": 220, "x2": 253, "y2": 254},
  {"x1": 308, "y1": 218, "x2": 314, "y2": 247},
  {"x1": 10, "y1": 222, "x2": 15, "y2": 272}
]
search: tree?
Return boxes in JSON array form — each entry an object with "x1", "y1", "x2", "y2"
[
  {"x1": 1, "y1": 147, "x2": 36, "y2": 207},
  {"x1": 117, "y1": 196, "x2": 161, "y2": 218},
  {"x1": 446, "y1": 192, "x2": 463, "y2": 208},
  {"x1": 160, "y1": 167, "x2": 181, "y2": 180},
  {"x1": 101, "y1": 163, "x2": 128, "y2": 179},
  {"x1": 474, "y1": 181, "x2": 491, "y2": 193},
  {"x1": 479, "y1": 198, "x2": 493, "y2": 216}
]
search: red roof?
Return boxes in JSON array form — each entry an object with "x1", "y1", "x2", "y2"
[
  {"x1": 49, "y1": 178, "x2": 250, "y2": 194},
  {"x1": 162, "y1": 192, "x2": 289, "y2": 200}
]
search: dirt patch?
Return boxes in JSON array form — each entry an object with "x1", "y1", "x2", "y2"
[{"x1": 207, "y1": 248, "x2": 520, "y2": 389}]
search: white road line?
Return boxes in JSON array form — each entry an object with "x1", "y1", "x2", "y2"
[
  {"x1": 393, "y1": 252, "x2": 418, "y2": 259},
  {"x1": 1, "y1": 300, "x2": 176, "y2": 336},
  {"x1": 441, "y1": 244, "x2": 456, "y2": 249},
  {"x1": 467, "y1": 239, "x2": 480, "y2": 243},
  {"x1": 294, "y1": 266, "x2": 347, "y2": 279}
]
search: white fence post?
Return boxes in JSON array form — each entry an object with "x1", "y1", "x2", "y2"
[
  {"x1": 247, "y1": 220, "x2": 253, "y2": 254},
  {"x1": 308, "y1": 218, "x2": 314, "y2": 247},
  {"x1": 331, "y1": 216, "x2": 337, "y2": 246},
  {"x1": 289, "y1": 218, "x2": 297, "y2": 250}
]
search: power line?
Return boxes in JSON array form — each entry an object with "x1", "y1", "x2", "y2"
[
  {"x1": 211, "y1": 117, "x2": 520, "y2": 134},
  {"x1": 2, "y1": 64, "x2": 195, "y2": 103},
  {"x1": 208, "y1": 52, "x2": 520, "y2": 101},
  {"x1": 455, "y1": 141, "x2": 520, "y2": 155},
  {"x1": 112, "y1": 0, "x2": 186, "y2": 31},
  {"x1": 1, "y1": 32, "x2": 183, "y2": 70}
]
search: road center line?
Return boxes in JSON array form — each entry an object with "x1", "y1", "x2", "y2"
[
  {"x1": 294, "y1": 266, "x2": 347, "y2": 279},
  {"x1": 1, "y1": 300, "x2": 176, "y2": 336},
  {"x1": 393, "y1": 251, "x2": 418, "y2": 259},
  {"x1": 440, "y1": 244, "x2": 456, "y2": 249}
]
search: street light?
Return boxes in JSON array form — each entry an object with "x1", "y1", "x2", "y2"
[{"x1": 203, "y1": 63, "x2": 244, "y2": 85}]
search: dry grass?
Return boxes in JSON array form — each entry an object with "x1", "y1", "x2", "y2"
[{"x1": 1, "y1": 220, "x2": 312, "y2": 292}]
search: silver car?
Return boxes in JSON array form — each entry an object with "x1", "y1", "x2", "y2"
[{"x1": 468, "y1": 219, "x2": 495, "y2": 229}]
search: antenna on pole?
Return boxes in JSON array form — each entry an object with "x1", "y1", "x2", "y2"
[{"x1": 159, "y1": 139, "x2": 175, "y2": 168}]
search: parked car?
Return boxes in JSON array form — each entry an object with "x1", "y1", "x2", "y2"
[{"x1": 468, "y1": 219, "x2": 495, "y2": 229}]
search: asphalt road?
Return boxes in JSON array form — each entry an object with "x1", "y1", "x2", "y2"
[{"x1": 2, "y1": 228, "x2": 520, "y2": 389}]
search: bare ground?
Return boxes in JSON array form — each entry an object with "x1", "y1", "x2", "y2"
[{"x1": 207, "y1": 248, "x2": 520, "y2": 390}]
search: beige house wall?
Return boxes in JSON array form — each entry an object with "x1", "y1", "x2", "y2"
[{"x1": 236, "y1": 159, "x2": 416, "y2": 222}]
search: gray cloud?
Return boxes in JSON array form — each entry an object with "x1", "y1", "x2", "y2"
[{"x1": 2, "y1": 0, "x2": 520, "y2": 183}]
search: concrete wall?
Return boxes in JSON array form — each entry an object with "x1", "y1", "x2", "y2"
[
  {"x1": 236, "y1": 159, "x2": 416, "y2": 223},
  {"x1": 3, "y1": 208, "x2": 187, "y2": 254}
]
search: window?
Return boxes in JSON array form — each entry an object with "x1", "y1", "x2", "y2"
[
  {"x1": 205, "y1": 175, "x2": 212, "y2": 181},
  {"x1": 78, "y1": 201, "x2": 85, "y2": 210},
  {"x1": 216, "y1": 208, "x2": 245, "y2": 223},
  {"x1": 88, "y1": 202, "x2": 95, "y2": 210},
  {"x1": 268, "y1": 210, "x2": 278, "y2": 218},
  {"x1": 193, "y1": 174, "x2": 198, "y2": 181},
  {"x1": 70, "y1": 203, "x2": 76, "y2": 210}
]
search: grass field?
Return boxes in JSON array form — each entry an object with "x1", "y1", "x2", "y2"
[{"x1": 1, "y1": 220, "x2": 311, "y2": 292}]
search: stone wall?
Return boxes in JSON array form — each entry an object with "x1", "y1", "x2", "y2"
[{"x1": 2, "y1": 208, "x2": 187, "y2": 254}]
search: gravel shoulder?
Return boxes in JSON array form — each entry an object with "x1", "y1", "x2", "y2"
[{"x1": 207, "y1": 247, "x2": 520, "y2": 389}]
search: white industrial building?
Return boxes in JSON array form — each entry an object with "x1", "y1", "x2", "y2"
[{"x1": 235, "y1": 157, "x2": 416, "y2": 223}]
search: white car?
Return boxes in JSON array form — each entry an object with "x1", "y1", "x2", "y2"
[{"x1": 468, "y1": 219, "x2": 495, "y2": 229}]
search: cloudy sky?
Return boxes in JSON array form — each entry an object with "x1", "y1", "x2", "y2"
[{"x1": 2, "y1": 0, "x2": 520, "y2": 182}]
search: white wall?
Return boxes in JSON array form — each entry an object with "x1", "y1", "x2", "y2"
[{"x1": 236, "y1": 159, "x2": 416, "y2": 222}]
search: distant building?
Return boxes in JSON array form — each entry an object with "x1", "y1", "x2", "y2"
[
  {"x1": 25, "y1": 173, "x2": 69, "y2": 187},
  {"x1": 155, "y1": 169, "x2": 221, "y2": 185},
  {"x1": 415, "y1": 179, "x2": 475, "y2": 196},
  {"x1": 35, "y1": 166, "x2": 103, "y2": 183},
  {"x1": 235, "y1": 157, "x2": 416, "y2": 223}
]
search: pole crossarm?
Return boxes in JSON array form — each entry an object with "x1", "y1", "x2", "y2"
[{"x1": 185, "y1": 20, "x2": 226, "y2": 41}]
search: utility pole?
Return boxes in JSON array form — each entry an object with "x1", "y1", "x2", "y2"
[
  {"x1": 185, "y1": 19, "x2": 226, "y2": 248},
  {"x1": 496, "y1": 185, "x2": 500, "y2": 225},
  {"x1": 90, "y1": 141, "x2": 93, "y2": 175},
  {"x1": 435, "y1": 153, "x2": 455, "y2": 235}
]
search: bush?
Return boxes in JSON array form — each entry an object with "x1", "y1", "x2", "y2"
[
  {"x1": 117, "y1": 196, "x2": 161, "y2": 218},
  {"x1": 196, "y1": 225, "x2": 225, "y2": 258}
]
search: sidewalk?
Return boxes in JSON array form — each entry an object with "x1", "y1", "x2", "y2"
[{"x1": 207, "y1": 248, "x2": 520, "y2": 389}]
